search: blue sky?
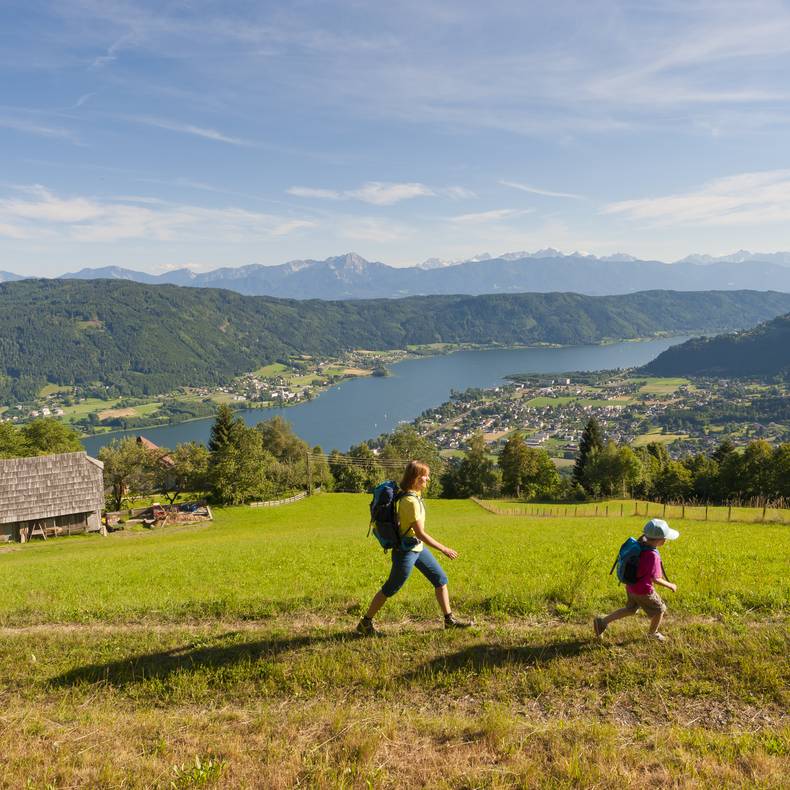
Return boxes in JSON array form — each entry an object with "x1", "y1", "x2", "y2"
[{"x1": 2, "y1": 0, "x2": 790, "y2": 276}]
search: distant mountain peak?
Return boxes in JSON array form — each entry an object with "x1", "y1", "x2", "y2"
[{"x1": 674, "y1": 250, "x2": 790, "y2": 266}]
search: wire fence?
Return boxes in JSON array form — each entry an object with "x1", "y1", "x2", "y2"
[{"x1": 472, "y1": 498, "x2": 790, "y2": 524}]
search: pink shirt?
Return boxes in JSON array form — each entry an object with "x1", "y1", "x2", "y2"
[{"x1": 626, "y1": 548, "x2": 661, "y2": 595}]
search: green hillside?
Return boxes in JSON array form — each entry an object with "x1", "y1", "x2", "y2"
[
  {"x1": 646, "y1": 312, "x2": 790, "y2": 377},
  {"x1": 1, "y1": 496, "x2": 788, "y2": 786},
  {"x1": 2, "y1": 278, "x2": 790, "y2": 401}
]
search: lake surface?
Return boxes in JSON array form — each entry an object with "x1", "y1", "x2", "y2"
[{"x1": 82, "y1": 337, "x2": 690, "y2": 455}]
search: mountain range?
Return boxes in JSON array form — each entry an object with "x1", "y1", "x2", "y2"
[
  {"x1": 3, "y1": 249, "x2": 790, "y2": 300},
  {"x1": 3, "y1": 279, "x2": 790, "y2": 403}
]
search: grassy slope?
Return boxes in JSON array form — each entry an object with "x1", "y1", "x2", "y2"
[{"x1": 0, "y1": 495, "x2": 787, "y2": 787}]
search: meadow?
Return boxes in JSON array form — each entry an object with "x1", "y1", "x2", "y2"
[{"x1": 0, "y1": 495, "x2": 787, "y2": 787}]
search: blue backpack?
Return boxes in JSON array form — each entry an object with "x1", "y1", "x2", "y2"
[
  {"x1": 609, "y1": 537, "x2": 668, "y2": 585},
  {"x1": 368, "y1": 480, "x2": 404, "y2": 551}
]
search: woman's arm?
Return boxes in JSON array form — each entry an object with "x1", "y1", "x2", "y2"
[{"x1": 412, "y1": 519, "x2": 458, "y2": 559}]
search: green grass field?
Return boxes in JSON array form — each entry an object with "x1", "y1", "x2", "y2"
[
  {"x1": 1, "y1": 495, "x2": 787, "y2": 787},
  {"x1": 637, "y1": 377, "x2": 692, "y2": 395}
]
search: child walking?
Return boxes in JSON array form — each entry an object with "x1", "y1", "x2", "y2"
[{"x1": 594, "y1": 518, "x2": 679, "y2": 642}]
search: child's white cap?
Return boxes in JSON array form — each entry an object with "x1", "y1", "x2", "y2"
[{"x1": 643, "y1": 518, "x2": 679, "y2": 540}]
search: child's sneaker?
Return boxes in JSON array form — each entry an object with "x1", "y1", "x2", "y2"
[
  {"x1": 593, "y1": 616, "x2": 607, "y2": 638},
  {"x1": 444, "y1": 614, "x2": 472, "y2": 629},
  {"x1": 649, "y1": 631, "x2": 667, "y2": 642},
  {"x1": 356, "y1": 617, "x2": 378, "y2": 636}
]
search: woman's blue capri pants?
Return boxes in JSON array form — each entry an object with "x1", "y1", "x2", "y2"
[{"x1": 380, "y1": 547, "x2": 448, "y2": 597}]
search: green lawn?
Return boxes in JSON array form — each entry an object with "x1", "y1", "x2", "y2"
[
  {"x1": 254, "y1": 362, "x2": 288, "y2": 377},
  {"x1": 525, "y1": 395, "x2": 577, "y2": 407},
  {"x1": 59, "y1": 396, "x2": 122, "y2": 423},
  {"x1": 0, "y1": 495, "x2": 787, "y2": 786},
  {"x1": 636, "y1": 377, "x2": 692, "y2": 395},
  {"x1": 632, "y1": 428, "x2": 689, "y2": 446}
]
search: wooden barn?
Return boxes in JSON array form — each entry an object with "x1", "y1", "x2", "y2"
[{"x1": 0, "y1": 451, "x2": 105, "y2": 542}]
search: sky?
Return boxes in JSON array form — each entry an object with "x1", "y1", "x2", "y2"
[{"x1": 2, "y1": 0, "x2": 790, "y2": 276}]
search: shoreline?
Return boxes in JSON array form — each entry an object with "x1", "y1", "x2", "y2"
[{"x1": 76, "y1": 333, "x2": 693, "y2": 440}]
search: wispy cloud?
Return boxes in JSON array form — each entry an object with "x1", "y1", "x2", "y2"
[
  {"x1": 288, "y1": 181, "x2": 475, "y2": 205},
  {"x1": 0, "y1": 115, "x2": 79, "y2": 143},
  {"x1": 0, "y1": 186, "x2": 314, "y2": 243},
  {"x1": 288, "y1": 186, "x2": 343, "y2": 200},
  {"x1": 289, "y1": 181, "x2": 435, "y2": 205},
  {"x1": 500, "y1": 180, "x2": 583, "y2": 199},
  {"x1": 73, "y1": 92, "x2": 96, "y2": 109},
  {"x1": 91, "y1": 33, "x2": 133, "y2": 68},
  {"x1": 450, "y1": 208, "x2": 533, "y2": 225},
  {"x1": 125, "y1": 116, "x2": 251, "y2": 146},
  {"x1": 602, "y1": 169, "x2": 790, "y2": 226},
  {"x1": 350, "y1": 182, "x2": 433, "y2": 205}
]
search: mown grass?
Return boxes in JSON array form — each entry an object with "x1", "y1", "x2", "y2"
[
  {"x1": 1, "y1": 496, "x2": 788, "y2": 624},
  {"x1": 0, "y1": 495, "x2": 787, "y2": 787}
]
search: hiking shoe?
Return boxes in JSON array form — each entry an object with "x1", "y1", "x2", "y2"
[
  {"x1": 649, "y1": 631, "x2": 667, "y2": 642},
  {"x1": 593, "y1": 616, "x2": 607, "y2": 638},
  {"x1": 356, "y1": 617, "x2": 378, "y2": 636},
  {"x1": 444, "y1": 614, "x2": 472, "y2": 629}
]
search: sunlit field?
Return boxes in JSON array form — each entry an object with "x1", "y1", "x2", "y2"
[{"x1": 1, "y1": 495, "x2": 787, "y2": 787}]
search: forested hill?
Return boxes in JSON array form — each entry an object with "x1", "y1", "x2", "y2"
[
  {"x1": 645, "y1": 312, "x2": 790, "y2": 378},
  {"x1": 2, "y1": 279, "x2": 790, "y2": 402}
]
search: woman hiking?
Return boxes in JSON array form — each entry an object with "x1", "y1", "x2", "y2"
[{"x1": 357, "y1": 460, "x2": 471, "y2": 635}]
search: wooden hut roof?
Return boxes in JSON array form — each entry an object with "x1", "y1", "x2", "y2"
[
  {"x1": 0, "y1": 451, "x2": 104, "y2": 525},
  {"x1": 136, "y1": 436, "x2": 175, "y2": 467}
]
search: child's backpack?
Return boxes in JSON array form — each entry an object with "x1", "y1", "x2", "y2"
[
  {"x1": 610, "y1": 537, "x2": 654, "y2": 584},
  {"x1": 368, "y1": 480, "x2": 404, "y2": 551},
  {"x1": 609, "y1": 537, "x2": 670, "y2": 585}
]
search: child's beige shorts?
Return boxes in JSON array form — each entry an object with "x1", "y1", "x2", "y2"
[{"x1": 625, "y1": 590, "x2": 666, "y2": 616}]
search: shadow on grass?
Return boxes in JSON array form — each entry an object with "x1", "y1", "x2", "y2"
[
  {"x1": 402, "y1": 638, "x2": 593, "y2": 681},
  {"x1": 49, "y1": 630, "x2": 352, "y2": 689}
]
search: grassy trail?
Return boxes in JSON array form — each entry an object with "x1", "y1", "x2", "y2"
[
  {"x1": 1, "y1": 617, "x2": 787, "y2": 788},
  {"x1": 0, "y1": 495, "x2": 787, "y2": 787}
]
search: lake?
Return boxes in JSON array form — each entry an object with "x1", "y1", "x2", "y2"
[{"x1": 82, "y1": 336, "x2": 690, "y2": 455}]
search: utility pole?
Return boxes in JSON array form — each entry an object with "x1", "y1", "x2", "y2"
[{"x1": 306, "y1": 450, "x2": 313, "y2": 496}]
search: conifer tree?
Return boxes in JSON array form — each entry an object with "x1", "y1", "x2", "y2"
[
  {"x1": 208, "y1": 403, "x2": 240, "y2": 454},
  {"x1": 573, "y1": 417, "x2": 604, "y2": 492}
]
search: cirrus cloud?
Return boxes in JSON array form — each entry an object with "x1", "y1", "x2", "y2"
[
  {"x1": 0, "y1": 185, "x2": 315, "y2": 243},
  {"x1": 288, "y1": 181, "x2": 474, "y2": 205},
  {"x1": 602, "y1": 168, "x2": 790, "y2": 226},
  {"x1": 449, "y1": 208, "x2": 534, "y2": 224}
]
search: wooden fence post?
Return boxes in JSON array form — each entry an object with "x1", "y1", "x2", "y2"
[
  {"x1": 762, "y1": 503, "x2": 767, "y2": 522},
  {"x1": 620, "y1": 503, "x2": 624, "y2": 517},
  {"x1": 682, "y1": 503, "x2": 685, "y2": 519},
  {"x1": 574, "y1": 506, "x2": 578, "y2": 517},
  {"x1": 728, "y1": 504, "x2": 732, "y2": 522},
  {"x1": 662, "y1": 502, "x2": 666, "y2": 518},
  {"x1": 605, "y1": 505, "x2": 609, "y2": 517}
]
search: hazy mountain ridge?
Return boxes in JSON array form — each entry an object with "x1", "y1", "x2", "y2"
[
  {"x1": 3, "y1": 279, "x2": 790, "y2": 402},
  {"x1": 645, "y1": 312, "x2": 790, "y2": 378},
  {"x1": 45, "y1": 251, "x2": 790, "y2": 299}
]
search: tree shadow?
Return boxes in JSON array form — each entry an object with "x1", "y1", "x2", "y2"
[
  {"x1": 402, "y1": 637, "x2": 593, "y2": 681},
  {"x1": 49, "y1": 630, "x2": 353, "y2": 689}
]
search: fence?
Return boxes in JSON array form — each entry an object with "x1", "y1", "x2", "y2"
[
  {"x1": 249, "y1": 491, "x2": 308, "y2": 508},
  {"x1": 472, "y1": 498, "x2": 790, "y2": 524}
]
